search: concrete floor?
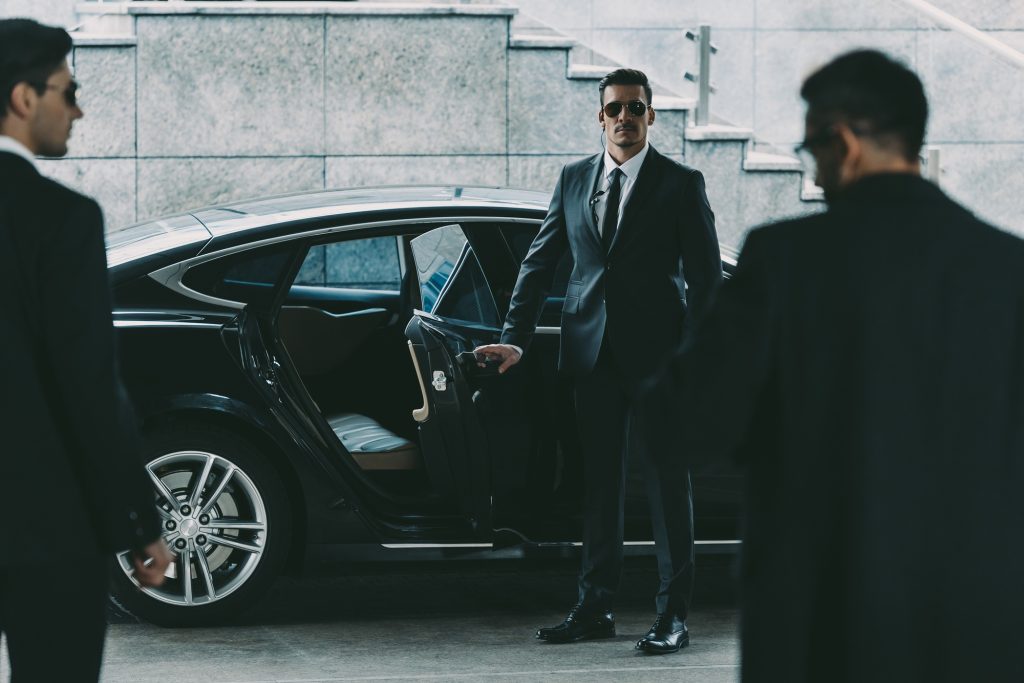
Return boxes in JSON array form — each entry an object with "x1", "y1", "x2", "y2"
[{"x1": 5, "y1": 557, "x2": 741, "y2": 682}]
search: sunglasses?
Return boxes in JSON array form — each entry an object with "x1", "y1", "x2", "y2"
[
  {"x1": 794, "y1": 124, "x2": 871, "y2": 166},
  {"x1": 602, "y1": 100, "x2": 648, "y2": 118},
  {"x1": 28, "y1": 79, "x2": 79, "y2": 108}
]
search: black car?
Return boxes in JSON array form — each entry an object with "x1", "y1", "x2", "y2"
[{"x1": 105, "y1": 186, "x2": 741, "y2": 625}]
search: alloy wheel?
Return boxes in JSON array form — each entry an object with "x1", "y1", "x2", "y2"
[{"x1": 117, "y1": 450, "x2": 268, "y2": 606}]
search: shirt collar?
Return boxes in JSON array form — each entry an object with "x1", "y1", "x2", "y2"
[
  {"x1": 0, "y1": 135, "x2": 38, "y2": 171},
  {"x1": 603, "y1": 140, "x2": 650, "y2": 182}
]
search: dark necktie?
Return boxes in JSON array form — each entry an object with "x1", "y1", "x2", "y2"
[{"x1": 602, "y1": 168, "x2": 623, "y2": 253}]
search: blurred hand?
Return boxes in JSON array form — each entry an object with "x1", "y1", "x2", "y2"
[
  {"x1": 132, "y1": 539, "x2": 173, "y2": 588},
  {"x1": 473, "y1": 344, "x2": 522, "y2": 374}
]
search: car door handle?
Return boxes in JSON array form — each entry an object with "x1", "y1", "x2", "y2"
[{"x1": 431, "y1": 371, "x2": 447, "y2": 392}]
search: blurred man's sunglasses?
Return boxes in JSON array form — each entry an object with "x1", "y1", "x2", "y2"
[{"x1": 28, "y1": 79, "x2": 79, "y2": 108}]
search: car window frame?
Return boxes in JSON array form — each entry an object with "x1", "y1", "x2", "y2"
[
  {"x1": 410, "y1": 224, "x2": 503, "y2": 328},
  {"x1": 148, "y1": 216, "x2": 544, "y2": 313}
]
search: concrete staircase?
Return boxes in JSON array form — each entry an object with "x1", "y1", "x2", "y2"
[
  {"x1": 61, "y1": 1, "x2": 821, "y2": 247},
  {"x1": 503, "y1": 8, "x2": 822, "y2": 246}
]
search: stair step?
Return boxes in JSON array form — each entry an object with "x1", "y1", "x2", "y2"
[
  {"x1": 70, "y1": 32, "x2": 137, "y2": 46},
  {"x1": 686, "y1": 124, "x2": 754, "y2": 141},
  {"x1": 652, "y1": 95, "x2": 696, "y2": 112},
  {"x1": 510, "y1": 33, "x2": 576, "y2": 49},
  {"x1": 801, "y1": 178, "x2": 826, "y2": 202},
  {"x1": 743, "y1": 151, "x2": 802, "y2": 172},
  {"x1": 568, "y1": 64, "x2": 618, "y2": 80}
]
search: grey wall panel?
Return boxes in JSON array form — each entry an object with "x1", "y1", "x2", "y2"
[
  {"x1": 324, "y1": 15, "x2": 508, "y2": 155},
  {"x1": 137, "y1": 156, "x2": 323, "y2": 220},
  {"x1": 507, "y1": 155, "x2": 577, "y2": 193},
  {"x1": 939, "y1": 143, "x2": 1024, "y2": 233},
  {"x1": 68, "y1": 46, "x2": 135, "y2": 158},
  {"x1": 684, "y1": 139, "x2": 753, "y2": 249},
  {"x1": 136, "y1": 15, "x2": 325, "y2": 157},
  {"x1": 325, "y1": 155, "x2": 507, "y2": 188},
  {"x1": 591, "y1": 0, "x2": 755, "y2": 30},
  {"x1": 753, "y1": 30, "x2": 917, "y2": 145},
  {"x1": 0, "y1": 0, "x2": 75, "y2": 28},
  {"x1": 754, "y1": 0, "x2": 920, "y2": 29},
  {"x1": 38, "y1": 158, "x2": 136, "y2": 232},
  {"x1": 509, "y1": 50, "x2": 603, "y2": 154},
  {"x1": 917, "y1": 30, "x2": 1024, "y2": 143}
]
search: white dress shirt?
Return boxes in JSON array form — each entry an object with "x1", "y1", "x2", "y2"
[
  {"x1": 0, "y1": 135, "x2": 38, "y2": 171},
  {"x1": 593, "y1": 140, "x2": 649, "y2": 236}
]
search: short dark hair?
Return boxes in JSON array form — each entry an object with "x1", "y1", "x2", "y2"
[
  {"x1": 800, "y1": 50, "x2": 928, "y2": 161},
  {"x1": 0, "y1": 19, "x2": 73, "y2": 120},
  {"x1": 599, "y1": 68, "x2": 653, "y2": 106}
]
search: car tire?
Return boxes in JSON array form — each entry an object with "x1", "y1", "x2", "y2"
[{"x1": 110, "y1": 422, "x2": 291, "y2": 627}]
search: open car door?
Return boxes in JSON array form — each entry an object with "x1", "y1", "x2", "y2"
[{"x1": 403, "y1": 223, "x2": 531, "y2": 538}]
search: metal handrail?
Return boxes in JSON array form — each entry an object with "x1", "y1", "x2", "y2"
[{"x1": 898, "y1": 0, "x2": 1024, "y2": 70}]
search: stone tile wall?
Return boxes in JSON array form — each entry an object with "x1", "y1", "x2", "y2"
[
  {"x1": 52, "y1": 9, "x2": 523, "y2": 230},
  {"x1": 47, "y1": 6, "x2": 710, "y2": 234}
]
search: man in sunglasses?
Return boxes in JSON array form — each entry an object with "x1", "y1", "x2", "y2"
[
  {"x1": 0, "y1": 18, "x2": 171, "y2": 681},
  {"x1": 666, "y1": 49, "x2": 1024, "y2": 682},
  {"x1": 476, "y1": 68, "x2": 721, "y2": 654}
]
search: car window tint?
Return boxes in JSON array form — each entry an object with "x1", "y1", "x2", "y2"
[
  {"x1": 499, "y1": 224, "x2": 572, "y2": 298},
  {"x1": 295, "y1": 236, "x2": 401, "y2": 291},
  {"x1": 182, "y1": 244, "x2": 293, "y2": 306},
  {"x1": 411, "y1": 224, "x2": 500, "y2": 327}
]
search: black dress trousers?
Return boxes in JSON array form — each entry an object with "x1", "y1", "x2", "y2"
[{"x1": 573, "y1": 339, "x2": 695, "y2": 616}]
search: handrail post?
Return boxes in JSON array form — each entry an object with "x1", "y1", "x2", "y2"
[
  {"x1": 697, "y1": 25, "x2": 712, "y2": 126},
  {"x1": 927, "y1": 146, "x2": 941, "y2": 186},
  {"x1": 685, "y1": 25, "x2": 716, "y2": 127}
]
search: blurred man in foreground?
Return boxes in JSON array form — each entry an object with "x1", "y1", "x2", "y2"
[
  {"x1": 0, "y1": 18, "x2": 171, "y2": 682},
  {"x1": 668, "y1": 49, "x2": 1024, "y2": 682}
]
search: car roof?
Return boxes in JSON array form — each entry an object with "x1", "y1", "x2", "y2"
[
  {"x1": 192, "y1": 186, "x2": 550, "y2": 238},
  {"x1": 106, "y1": 185, "x2": 550, "y2": 268}
]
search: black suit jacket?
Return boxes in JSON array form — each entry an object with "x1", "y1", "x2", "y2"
[
  {"x1": 0, "y1": 152, "x2": 159, "y2": 564},
  {"x1": 502, "y1": 145, "x2": 721, "y2": 382},
  {"x1": 670, "y1": 173, "x2": 1024, "y2": 682}
]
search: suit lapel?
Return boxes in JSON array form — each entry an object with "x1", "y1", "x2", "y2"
[
  {"x1": 581, "y1": 153, "x2": 603, "y2": 244},
  {"x1": 609, "y1": 145, "x2": 663, "y2": 253}
]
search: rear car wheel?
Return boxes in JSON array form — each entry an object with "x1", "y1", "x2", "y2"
[{"x1": 111, "y1": 424, "x2": 291, "y2": 626}]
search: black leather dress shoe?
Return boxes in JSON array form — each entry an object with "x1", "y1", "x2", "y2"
[
  {"x1": 535, "y1": 604, "x2": 615, "y2": 643},
  {"x1": 635, "y1": 614, "x2": 688, "y2": 654}
]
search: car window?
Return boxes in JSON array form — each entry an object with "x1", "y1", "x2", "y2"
[
  {"x1": 410, "y1": 224, "x2": 500, "y2": 327},
  {"x1": 499, "y1": 224, "x2": 572, "y2": 298},
  {"x1": 181, "y1": 243, "x2": 295, "y2": 306},
  {"x1": 295, "y1": 236, "x2": 401, "y2": 292}
]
